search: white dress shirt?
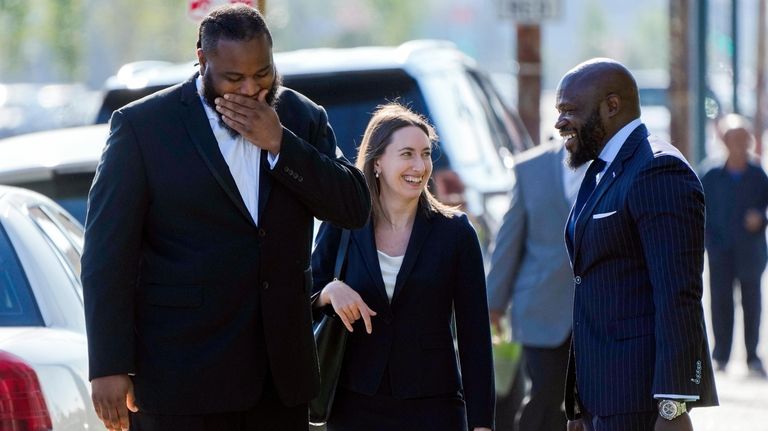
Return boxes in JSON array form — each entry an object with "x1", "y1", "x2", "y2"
[{"x1": 195, "y1": 76, "x2": 279, "y2": 225}]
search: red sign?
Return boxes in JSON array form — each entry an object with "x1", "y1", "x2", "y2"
[{"x1": 188, "y1": 0, "x2": 255, "y2": 21}]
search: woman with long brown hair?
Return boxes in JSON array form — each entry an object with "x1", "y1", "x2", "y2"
[{"x1": 311, "y1": 103, "x2": 494, "y2": 430}]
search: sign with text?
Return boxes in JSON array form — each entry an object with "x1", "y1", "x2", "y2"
[
  {"x1": 188, "y1": 0, "x2": 254, "y2": 21},
  {"x1": 497, "y1": 0, "x2": 561, "y2": 23}
]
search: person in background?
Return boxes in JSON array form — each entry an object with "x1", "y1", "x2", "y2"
[
  {"x1": 311, "y1": 103, "x2": 495, "y2": 431},
  {"x1": 487, "y1": 141, "x2": 587, "y2": 431},
  {"x1": 81, "y1": 4, "x2": 370, "y2": 431},
  {"x1": 700, "y1": 113, "x2": 768, "y2": 378},
  {"x1": 557, "y1": 58, "x2": 718, "y2": 431}
]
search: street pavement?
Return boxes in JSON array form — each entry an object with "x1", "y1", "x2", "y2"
[{"x1": 689, "y1": 262, "x2": 768, "y2": 430}]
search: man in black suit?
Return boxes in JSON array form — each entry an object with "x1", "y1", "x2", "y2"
[
  {"x1": 557, "y1": 58, "x2": 717, "y2": 431},
  {"x1": 81, "y1": 4, "x2": 370, "y2": 431}
]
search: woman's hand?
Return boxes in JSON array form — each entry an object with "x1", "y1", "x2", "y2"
[{"x1": 319, "y1": 280, "x2": 377, "y2": 334}]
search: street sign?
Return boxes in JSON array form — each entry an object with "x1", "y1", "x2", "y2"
[
  {"x1": 497, "y1": 0, "x2": 561, "y2": 23},
  {"x1": 188, "y1": 0, "x2": 254, "y2": 22}
]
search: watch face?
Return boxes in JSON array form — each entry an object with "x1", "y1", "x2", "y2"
[{"x1": 660, "y1": 400, "x2": 679, "y2": 420}]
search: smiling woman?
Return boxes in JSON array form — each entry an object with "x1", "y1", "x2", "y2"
[{"x1": 311, "y1": 103, "x2": 495, "y2": 431}]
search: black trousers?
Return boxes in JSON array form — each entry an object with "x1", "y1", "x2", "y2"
[
  {"x1": 709, "y1": 250, "x2": 764, "y2": 364},
  {"x1": 516, "y1": 336, "x2": 570, "y2": 431},
  {"x1": 129, "y1": 375, "x2": 308, "y2": 431}
]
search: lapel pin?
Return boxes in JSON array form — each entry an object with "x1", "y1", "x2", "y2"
[{"x1": 612, "y1": 172, "x2": 616, "y2": 178}]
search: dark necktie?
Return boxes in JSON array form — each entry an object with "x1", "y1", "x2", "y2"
[{"x1": 568, "y1": 158, "x2": 607, "y2": 242}]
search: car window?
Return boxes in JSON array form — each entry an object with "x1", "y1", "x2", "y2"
[
  {"x1": 0, "y1": 223, "x2": 45, "y2": 326},
  {"x1": 14, "y1": 173, "x2": 93, "y2": 224},
  {"x1": 468, "y1": 71, "x2": 534, "y2": 154},
  {"x1": 27, "y1": 206, "x2": 82, "y2": 294},
  {"x1": 417, "y1": 69, "x2": 501, "y2": 169},
  {"x1": 283, "y1": 70, "x2": 452, "y2": 170}
]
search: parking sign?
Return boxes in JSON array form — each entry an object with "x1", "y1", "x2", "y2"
[{"x1": 188, "y1": 0, "x2": 254, "y2": 21}]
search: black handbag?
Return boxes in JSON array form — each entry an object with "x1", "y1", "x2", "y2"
[{"x1": 309, "y1": 228, "x2": 351, "y2": 425}]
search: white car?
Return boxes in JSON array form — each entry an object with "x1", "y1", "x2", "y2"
[{"x1": 0, "y1": 185, "x2": 103, "y2": 430}]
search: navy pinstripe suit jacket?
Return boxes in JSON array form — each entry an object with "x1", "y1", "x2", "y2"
[{"x1": 564, "y1": 124, "x2": 718, "y2": 418}]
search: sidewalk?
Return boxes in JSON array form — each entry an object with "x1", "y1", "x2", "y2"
[{"x1": 689, "y1": 263, "x2": 768, "y2": 430}]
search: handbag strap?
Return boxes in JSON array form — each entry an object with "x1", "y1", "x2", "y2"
[{"x1": 333, "y1": 229, "x2": 351, "y2": 280}]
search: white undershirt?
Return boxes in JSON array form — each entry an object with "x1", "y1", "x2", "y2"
[
  {"x1": 195, "y1": 76, "x2": 279, "y2": 225},
  {"x1": 377, "y1": 250, "x2": 404, "y2": 302}
]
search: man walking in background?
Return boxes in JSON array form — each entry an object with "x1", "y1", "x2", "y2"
[
  {"x1": 82, "y1": 4, "x2": 370, "y2": 431},
  {"x1": 487, "y1": 141, "x2": 587, "y2": 431},
  {"x1": 558, "y1": 58, "x2": 717, "y2": 431},
  {"x1": 700, "y1": 113, "x2": 768, "y2": 378}
]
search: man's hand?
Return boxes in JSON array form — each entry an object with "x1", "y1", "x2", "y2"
[
  {"x1": 489, "y1": 309, "x2": 505, "y2": 335},
  {"x1": 215, "y1": 89, "x2": 282, "y2": 155},
  {"x1": 473, "y1": 428, "x2": 492, "y2": 431},
  {"x1": 744, "y1": 208, "x2": 764, "y2": 232},
  {"x1": 655, "y1": 413, "x2": 693, "y2": 431},
  {"x1": 320, "y1": 280, "x2": 377, "y2": 334},
  {"x1": 91, "y1": 374, "x2": 138, "y2": 431},
  {"x1": 568, "y1": 419, "x2": 586, "y2": 431}
]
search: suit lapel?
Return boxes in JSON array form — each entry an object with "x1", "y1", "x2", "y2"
[
  {"x1": 180, "y1": 74, "x2": 255, "y2": 227},
  {"x1": 352, "y1": 223, "x2": 390, "y2": 306},
  {"x1": 391, "y1": 210, "x2": 432, "y2": 305},
  {"x1": 573, "y1": 124, "x2": 648, "y2": 257}
]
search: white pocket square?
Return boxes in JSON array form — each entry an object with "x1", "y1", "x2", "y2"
[{"x1": 593, "y1": 211, "x2": 617, "y2": 219}]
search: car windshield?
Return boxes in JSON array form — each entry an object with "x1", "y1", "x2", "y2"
[{"x1": 0, "y1": 223, "x2": 44, "y2": 326}]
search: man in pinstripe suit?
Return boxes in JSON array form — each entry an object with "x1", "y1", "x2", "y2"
[{"x1": 556, "y1": 59, "x2": 718, "y2": 431}]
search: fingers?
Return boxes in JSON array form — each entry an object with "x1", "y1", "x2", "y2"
[
  {"x1": 126, "y1": 387, "x2": 139, "y2": 413},
  {"x1": 360, "y1": 305, "x2": 377, "y2": 334},
  {"x1": 257, "y1": 88, "x2": 269, "y2": 103}
]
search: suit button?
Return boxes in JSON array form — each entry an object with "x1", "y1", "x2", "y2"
[
  {"x1": 574, "y1": 276, "x2": 582, "y2": 285},
  {"x1": 284, "y1": 167, "x2": 290, "y2": 173},
  {"x1": 258, "y1": 228, "x2": 266, "y2": 237},
  {"x1": 262, "y1": 281, "x2": 269, "y2": 290}
]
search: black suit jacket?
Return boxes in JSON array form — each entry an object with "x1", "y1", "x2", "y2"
[
  {"x1": 81, "y1": 75, "x2": 371, "y2": 414},
  {"x1": 311, "y1": 209, "x2": 495, "y2": 429},
  {"x1": 564, "y1": 125, "x2": 718, "y2": 418}
]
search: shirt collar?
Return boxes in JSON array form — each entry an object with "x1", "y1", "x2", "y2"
[{"x1": 598, "y1": 118, "x2": 642, "y2": 166}]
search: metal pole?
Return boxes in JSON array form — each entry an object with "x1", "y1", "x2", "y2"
[
  {"x1": 696, "y1": 0, "x2": 709, "y2": 162},
  {"x1": 732, "y1": 0, "x2": 740, "y2": 114},
  {"x1": 756, "y1": 0, "x2": 766, "y2": 155}
]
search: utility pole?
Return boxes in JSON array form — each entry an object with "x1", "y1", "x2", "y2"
[
  {"x1": 731, "y1": 0, "x2": 740, "y2": 114},
  {"x1": 756, "y1": 0, "x2": 766, "y2": 155},
  {"x1": 670, "y1": 0, "x2": 692, "y2": 159},
  {"x1": 257, "y1": 0, "x2": 266, "y2": 14},
  {"x1": 517, "y1": 25, "x2": 541, "y2": 145}
]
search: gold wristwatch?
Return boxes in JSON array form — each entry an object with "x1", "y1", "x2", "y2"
[{"x1": 658, "y1": 399, "x2": 687, "y2": 420}]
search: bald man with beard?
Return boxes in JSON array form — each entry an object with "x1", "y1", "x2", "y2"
[{"x1": 555, "y1": 58, "x2": 718, "y2": 431}]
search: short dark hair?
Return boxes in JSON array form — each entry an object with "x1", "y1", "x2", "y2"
[{"x1": 197, "y1": 3, "x2": 273, "y2": 52}]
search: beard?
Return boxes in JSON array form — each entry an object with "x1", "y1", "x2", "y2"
[
  {"x1": 201, "y1": 68, "x2": 282, "y2": 138},
  {"x1": 566, "y1": 108, "x2": 606, "y2": 169}
]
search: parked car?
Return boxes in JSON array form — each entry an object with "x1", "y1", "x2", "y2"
[
  {"x1": 0, "y1": 185, "x2": 103, "y2": 430},
  {"x1": 95, "y1": 40, "x2": 533, "y2": 250}
]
